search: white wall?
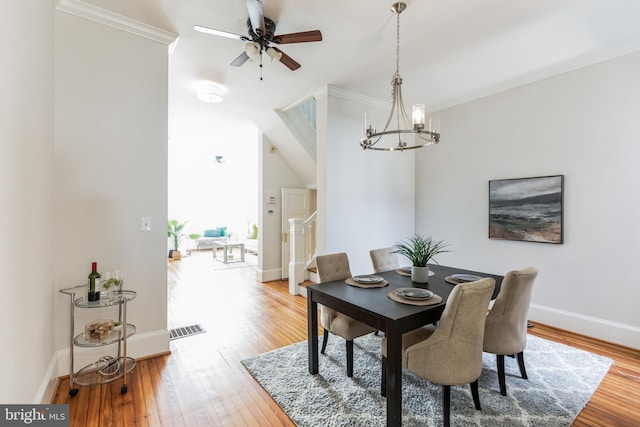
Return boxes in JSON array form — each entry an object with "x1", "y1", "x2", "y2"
[
  {"x1": 416, "y1": 51, "x2": 640, "y2": 348},
  {"x1": 54, "y1": 9, "x2": 173, "y2": 372},
  {"x1": 319, "y1": 87, "x2": 415, "y2": 275},
  {"x1": 0, "y1": 0, "x2": 55, "y2": 404},
  {"x1": 258, "y1": 135, "x2": 306, "y2": 281}
]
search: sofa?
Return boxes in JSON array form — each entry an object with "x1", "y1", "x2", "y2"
[{"x1": 196, "y1": 226, "x2": 228, "y2": 250}]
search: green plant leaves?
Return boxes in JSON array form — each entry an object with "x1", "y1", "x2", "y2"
[
  {"x1": 168, "y1": 219, "x2": 190, "y2": 251},
  {"x1": 393, "y1": 234, "x2": 450, "y2": 267}
]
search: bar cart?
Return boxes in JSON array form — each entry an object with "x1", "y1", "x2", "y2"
[{"x1": 59, "y1": 285, "x2": 137, "y2": 396}]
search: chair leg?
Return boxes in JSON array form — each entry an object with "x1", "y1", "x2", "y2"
[
  {"x1": 516, "y1": 351, "x2": 528, "y2": 379},
  {"x1": 320, "y1": 329, "x2": 329, "y2": 354},
  {"x1": 470, "y1": 380, "x2": 481, "y2": 410},
  {"x1": 381, "y1": 356, "x2": 386, "y2": 397},
  {"x1": 496, "y1": 354, "x2": 507, "y2": 396},
  {"x1": 346, "y1": 339, "x2": 354, "y2": 377},
  {"x1": 442, "y1": 385, "x2": 451, "y2": 427}
]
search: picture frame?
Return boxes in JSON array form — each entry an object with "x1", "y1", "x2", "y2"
[{"x1": 489, "y1": 175, "x2": 564, "y2": 244}]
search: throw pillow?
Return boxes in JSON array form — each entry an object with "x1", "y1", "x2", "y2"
[{"x1": 203, "y1": 229, "x2": 216, "y2": 238}]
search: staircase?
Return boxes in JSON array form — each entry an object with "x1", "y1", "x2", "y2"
[{"x1": 277, "y1": 95, "x2": 320, "y2": 296}]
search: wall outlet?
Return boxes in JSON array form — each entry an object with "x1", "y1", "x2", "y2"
[{"x1": 141, "y1": 216, "x2": 152, "y2": 231}]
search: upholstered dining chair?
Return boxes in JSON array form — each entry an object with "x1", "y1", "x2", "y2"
[
  {"x1": 315, "y1": 253, "x2": 377, "y2": 377},
  {"x1": 369, "y1": 247, "x2": 401, "y2": 273},
  {"x1": 380, "y1": 278, "x2": 495, "y2": 427},
  {"x1": 483, "y1": 267, "x2": 538, "y2": 396}
]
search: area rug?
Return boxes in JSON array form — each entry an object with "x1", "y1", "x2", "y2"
[{"x1": 241, "y1": 333, "x2": 612, "y2": 426}]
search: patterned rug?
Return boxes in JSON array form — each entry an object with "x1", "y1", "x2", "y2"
[{"x1": 241, "y1": 333, "x2": 611, "y2": 426}]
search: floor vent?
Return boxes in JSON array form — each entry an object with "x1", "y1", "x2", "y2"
[{"x1": 170, "y1": 324, "x2": 206, "y2": 340}]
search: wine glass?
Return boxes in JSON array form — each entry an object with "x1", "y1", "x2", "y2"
[
  {"x1": 114, "y1": 269, "x2": 124, "y2": 292},
  {"x1": 101, "y1": 270, "x2": 114, "y2": 299}
]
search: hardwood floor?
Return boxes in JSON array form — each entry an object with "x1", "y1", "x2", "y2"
[{"x1": 52, "y1": 251, "x2": 640, "y2": 426}]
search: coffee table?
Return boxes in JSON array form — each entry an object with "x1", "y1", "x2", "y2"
[
  {"x1": 212, "y1": 241, "x2": 245, "y2": 263},
  {"x1": 307, "y1": 264, "x2": 503, "y2": 427}
]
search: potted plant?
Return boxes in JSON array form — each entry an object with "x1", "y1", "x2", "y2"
[
  {"x1": 393, "y1": 234, "x2": 450, "y2": 283},
  {"x1": 168, "y1": 220, "x2": 201, "y2": 260}
]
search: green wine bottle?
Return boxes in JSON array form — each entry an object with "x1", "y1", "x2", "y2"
[{"x1": 88, "y1": 262, "x2": 102, "y2": 301}]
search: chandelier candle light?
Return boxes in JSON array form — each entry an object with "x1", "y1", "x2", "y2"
[{"x1": 360, "y1": 2, "x2": 441, "y2": 151}]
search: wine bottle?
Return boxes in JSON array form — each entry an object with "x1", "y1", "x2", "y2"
[{"x1": 88, "y1": 262, "x2": 102, "y2": 301}]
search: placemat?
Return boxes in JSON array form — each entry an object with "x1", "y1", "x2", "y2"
[
  {"x1": 387, "y1": 290, "x2": 442, "y2": 306},
  {"x1": 445, "y1": 275, "x2": 487, "y2": 285},
  {"x1": 394, "y1": 269, "x2": 435, "y2": 277},
  {"x1": 445, "y1": 276, "x2": 464, "y2": 285},
  {"x1": 345, "y1": 277, "x2": 389, "y2": 288}
]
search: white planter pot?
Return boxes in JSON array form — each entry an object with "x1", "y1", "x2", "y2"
[{"x1": 411, "y1": 266, "x2": 429, "y2": 283}]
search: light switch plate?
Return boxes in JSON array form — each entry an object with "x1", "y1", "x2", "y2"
[{"x1": 141, "y1": 216, "x2": 151, "y2": 231}]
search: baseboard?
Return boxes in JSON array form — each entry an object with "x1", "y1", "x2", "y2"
[
  {"x1": 529, "y1": 303, "x2": 640, "y2": 350},
  {"x1": 257, "y1": 268, "x2": 281, "y2": 283},
  {"x1": 35, "y1": 355, "x2": 61, "y2": 404},
  {"x1": 54, "y1": 328, "x2": 170, "y2": 378}
]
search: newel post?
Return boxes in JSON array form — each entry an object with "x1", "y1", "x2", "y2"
[{"x1": 288, "y1": 218, "x2": 305, "y2": 295}]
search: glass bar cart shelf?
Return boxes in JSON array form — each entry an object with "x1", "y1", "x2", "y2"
[{"x1": 74, "y1": 356, "x2": 136, "y2": 387}]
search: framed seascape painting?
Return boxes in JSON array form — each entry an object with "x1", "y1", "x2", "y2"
[{"x1": 489, "y1": 175, "x2": 564, "y2": 244}]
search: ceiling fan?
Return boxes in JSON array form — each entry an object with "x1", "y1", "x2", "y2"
[{"x1": 194, "y1": 0, "x2": 322, "y2": 72}]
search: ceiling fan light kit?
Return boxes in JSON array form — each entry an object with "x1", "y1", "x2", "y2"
[
  {"x1": 360, "y1": 2, "x2": 441, "y2": 152},
  {"x1": 265, "y1": 47, "x2": 282, "y2": 62},
  {"x1": 194, "y1": 0, "x2": 322, "y2": 79},
  {"x1": 244, "y1": 42, "x2": 261, "y2": 60}
]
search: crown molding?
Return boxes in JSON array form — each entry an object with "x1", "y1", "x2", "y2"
[
  {"x1": 324, "y1": 85, "x2": 390, "y2": 110},
  {"x1": 54, "y1": 0, "x2": 178, "y2": 45}
]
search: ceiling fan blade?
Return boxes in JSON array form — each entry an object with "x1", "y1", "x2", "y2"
[
  {"x1": 231, "y1": 51, "x2": 250, "y2": 67},
  {"x1": 273, "y1": 30, "x2": 323, "y2": 44},
  {"x1": 272, "y1": 47, "x2": 301, "y2": 71},
  {"x1": 246, "y1": 0, "x2": 265, "y2": 36},
  {"x1": 194, "y1": 25, "x2": 248, "y2": 41}
]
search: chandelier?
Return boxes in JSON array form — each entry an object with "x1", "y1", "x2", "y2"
[{"x1": 360, "y1": 2, "x2": 440, "y2": 151}]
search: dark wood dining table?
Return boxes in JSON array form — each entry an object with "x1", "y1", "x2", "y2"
[{"x1": 306, "y1": 264, "x2": 503, "y2": 427}]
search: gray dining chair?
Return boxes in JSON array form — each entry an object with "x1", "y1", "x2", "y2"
[
  {"x1": 315, "y1": 253, "x2": 377, "y2": 377},
  {"x1": 483, "y1": 267, "x2": 538, "y2": 396},
  {"x1": 380, "y1": 278, "x2": 495, "y2": 427},
  {"x1": 369, "y1": 247, "x2": 400, "y2": 273},
  {"x1": 369, "y1": 247, "x2": 400, "y2": 337}
]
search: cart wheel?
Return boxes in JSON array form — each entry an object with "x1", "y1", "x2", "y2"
[
  {"x1": 69, "y1": 389, "x2": 79, "y2": 397},
  {"x1": 121, "y1": 385, "x2": 128, "y2": 394}
]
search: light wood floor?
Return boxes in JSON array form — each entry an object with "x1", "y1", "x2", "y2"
[{"x1": 52, "y1": 251, "x2": 640, "y2": 426}]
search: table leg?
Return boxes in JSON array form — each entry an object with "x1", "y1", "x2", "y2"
[
  {"x1": 223, "y1": 246, "x2": 228, "y2": 263},
  {"x1": 307, "y1": 294, "x2": 319, "y2": 374},
  {"x1": 386, "y1": 325, "x2": 403, "y2": 427},
  {"x1": 240, "y1": 244, "x2": 245, "y2": 262}
]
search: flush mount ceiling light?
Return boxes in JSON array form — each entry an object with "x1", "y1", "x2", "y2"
[
  {"x1": 360, "y1": 2, "x2": 441, "y2": 151},
  {"x1": 195, "y1": 80, "x2": 225, "y2": 103}
]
